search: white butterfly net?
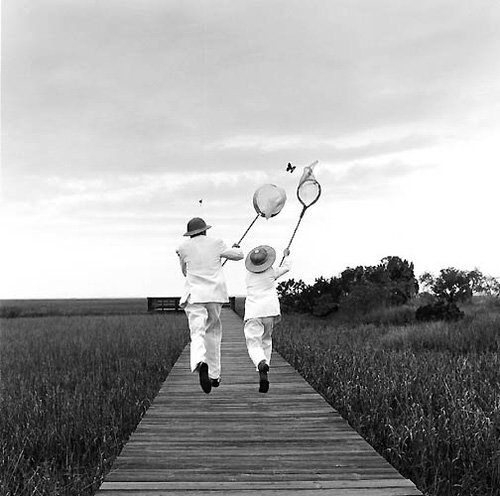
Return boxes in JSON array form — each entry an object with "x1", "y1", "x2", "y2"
[
  {"x1": 297, "y1": 161, "x2": 321, "y2": 207},
  {"x1": 253, "y1": 184, "x2": 287, "y2": 219}
]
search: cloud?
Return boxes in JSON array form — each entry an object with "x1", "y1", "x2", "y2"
[
  {"x1": 318, "y1": 159, "x2": 435, "y2": 202},
  {"x1": 210, "y1": 133, "x2": 438, "y2": 158},
  {"x1": 1, "y1": 170, "x2": 275, "y2": 231},
  {"x1": 4, "y1": 0, "x2": 499, "y2": 177},
  {"x1": 2, "y1": 0, "x2": 500, "y2": 297}
]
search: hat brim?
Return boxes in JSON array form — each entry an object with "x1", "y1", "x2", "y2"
[
  {"x1": 245, "y1": 245, "x2": 276, "y2": 273},
  {"x1": 183, "y1": 225, "x2": 211, "y2": 236}
]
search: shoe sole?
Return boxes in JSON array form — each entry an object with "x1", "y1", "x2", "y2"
[
  {"x1": 259, "y1": 379, "x2": 269, "y2": 393},
  {"x1": 259, "y1": 369, "x2": 269, "y2": 393},
  {"x1": 198, "y1": 363, "x2": 211, "y2": 394}
]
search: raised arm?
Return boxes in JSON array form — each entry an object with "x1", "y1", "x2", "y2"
[
  {"x1": 274, "y1": 248, "x2": 291, "y2": 280},
  {"x1": 221, "y1": 243, "x2": 244, "y2": 261}
]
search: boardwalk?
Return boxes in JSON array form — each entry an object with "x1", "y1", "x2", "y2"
[{"x1": 96, "y1": 309, "x2": 423, "y2": 495}]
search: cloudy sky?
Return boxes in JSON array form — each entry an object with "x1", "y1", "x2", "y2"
[{"x1": 1, "y1": 0, "x2": 499, "y2": 299}]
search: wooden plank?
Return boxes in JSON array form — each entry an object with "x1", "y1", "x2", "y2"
[
  {"x1": 100, "y1": 479, "x2": 416, "y2": 489},
  {"x1": 98, "y1": 489, "x2": 422, "y2": 496},
  {"x1": 96, "y1": 308, "x2": 423, "y2": 495},
  {"x1": 104, "y1": 469, "x2": 406, "y2": 482}
]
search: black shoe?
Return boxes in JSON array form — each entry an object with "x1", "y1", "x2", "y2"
[
  {"x1": 198, "y1": 362, "x2": 211, "y2": 394},
  {"x1": 258, "y1": 360, "x2": 269, "y2": 393},
  {"x1": 211, "y1": 378, "x2": 221, "y2": 388}
]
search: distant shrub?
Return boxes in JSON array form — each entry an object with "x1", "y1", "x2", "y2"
[
  {"x1": 312, "y1": 294, "x2": 339, "y2": 317},
  {"x1": 353, "y1": 304, "x2": 416, "y2": 326},
  {"x1": 339, "y1": 282, "x2": 389, "y2": 317},
  {"x1": 415, "y1": 301, "x2": 464, "y2": 322},
  {"x1": 414, "y1": 291, "x2": 437, "y2": 305},
  {"x1": 0, "y1": 306, "x2": 22, "y2": 319}
]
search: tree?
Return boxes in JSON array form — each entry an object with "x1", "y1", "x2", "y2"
[
  {"x1": 480, "y1": 275, "x2": 500, "y2": 297},
  {"x1": 341, "y1": 257, "x2": 418, "y2": 306},
  {"x1": 460, "y1": 268, "x2": 500, "y2": 297},
  {"x1": 419, "y1": 272, "x2": 434, "y2": 293},
  {"x1": 277, "y1": 279, "x2": 311, "y2": 313},
  {"x1": 431, "y1": 268, "x2": 473, "y2": 304},
  {"x1": 380, "y1": 256, "x2": 419, "y2": 304},
  {"x1": 340, "y1": 266, "x2": 365, "y2": 294},
  {"x1": 467, "y1": 268, "x2": 485, "y2": 294},
  {"x1": 278, "y1": 255, "x2": 420, "y2": 316},
  {"x1": 309, "y1": 277, "x2": 342, "y2": 316}
]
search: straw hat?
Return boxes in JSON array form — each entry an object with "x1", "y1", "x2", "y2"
[
  {"x1": 245, "y1": 245, "x2": 276, "y2": 273},
  {"x1": 184, "y1": 217, "x2": 212, "y2": 237}
]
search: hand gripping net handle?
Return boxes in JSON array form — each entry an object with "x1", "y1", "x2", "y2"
[{"x1": 221, "y1": 213, "x2": 260, "y2": 267}]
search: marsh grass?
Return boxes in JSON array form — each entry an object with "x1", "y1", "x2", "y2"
[
  {"x1": 274, "y1": 303, "x2": 500, "y2": 496},
  {"x1": 0, "y1": 298, "x2": 147, "y2": 318},
  {"x1": 0, "y1": 313, "x2": 188, "y2": 495}
]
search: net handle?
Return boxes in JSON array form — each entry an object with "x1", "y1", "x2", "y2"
[
  {"x1": 222, "y1": 213, "x2": 260, "y2": 267},
  {"x1": 279, "y1": 206, "x2": 306, "y2": 266},
  {"x1": 280, "y1": 175, "x2": 322, "y2": 266}
]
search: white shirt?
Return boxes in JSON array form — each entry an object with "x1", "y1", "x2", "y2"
[
  {"x1": 244, "y1": 259, "x2": 291, "y2": 320},
  {"x1": 176, "y1": 235, "x2": 243, "y2": 304}
]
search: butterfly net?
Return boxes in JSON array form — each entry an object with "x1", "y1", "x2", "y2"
[
  {"x1": 297, "y1": 161, "x2": 321, "y2": 207},
  {"x1": 253, "y1": 184, "x2": 287, "y2": 219}
]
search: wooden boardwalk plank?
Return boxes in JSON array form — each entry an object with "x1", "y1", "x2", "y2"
[{"x1": 96, "y1": 309, "x2": 422, "y2": 495}]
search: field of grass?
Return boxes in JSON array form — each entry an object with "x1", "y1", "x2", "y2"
[
  {"x1": 0, "y1": 301, "x2": 188, "y2": 496},
  {"x1": 3, "y1": 296, "x2": 499, "y2": 495},
  {"x1": 0, "y1": 298, "x2": 148, "y2": 318},
  {"x1": 274, "y1": 298, "x2": 500, "y2": 496}
]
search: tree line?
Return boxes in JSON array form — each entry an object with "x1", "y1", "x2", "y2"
[{"x1": 277, "y1": 256, "x2": 500, "y2": 319}]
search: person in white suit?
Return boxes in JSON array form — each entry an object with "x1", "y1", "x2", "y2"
[
  {"x1": 243, "y1": 245, "x2": 291, "y2": 393},
  {"x1": 176, "y1": 217, "x2": 243, "y2": 394}
]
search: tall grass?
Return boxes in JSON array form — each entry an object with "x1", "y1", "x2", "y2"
[
  {"x1": 0, "y1": 298, "x2": 147, "y2": 318},
  {"x1": 0, "y1": 313, "x2": 188, "y2": 496},
  {"x1": 274, "y1": 308, "x2": 500, "y2": 496}
]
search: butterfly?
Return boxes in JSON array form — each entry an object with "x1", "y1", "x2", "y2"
[{"x1": 286, "y1": 162, "x2": 296, "y2": 173}]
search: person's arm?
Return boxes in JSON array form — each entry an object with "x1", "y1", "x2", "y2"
[
  {"x1": 274, "y1": 248, "x2": 291, "y2": 280},
  {"x1": 221, "y1": 243, "x2": 244, "y2": 261},
  {"x1": 176, "y1": 249, "x2": 187, "y2": 276}
]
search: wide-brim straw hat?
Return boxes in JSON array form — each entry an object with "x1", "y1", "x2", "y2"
[
  {"x1": 245, "y1": 245, "x2": 276, "y2": 273},
  {"x1": 184, "y1": 217, "x2": 212, "y2": 237}
]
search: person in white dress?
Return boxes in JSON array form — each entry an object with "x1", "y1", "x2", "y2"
[
  {"x1": 176, "y1": 217, "x2": 243, "y2": 394},
  {"x1": 243, "y1": 245, "x2": 291, "y2": 393}
]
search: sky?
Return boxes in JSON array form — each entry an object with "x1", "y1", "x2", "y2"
[{"x1": 1, "y1": 0, "x2": 500, "y2": 299}]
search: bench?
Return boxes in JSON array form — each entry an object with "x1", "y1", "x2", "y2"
[
  {"x1": 147, "y1": 297, "x2": 236, "y2": 312},
  {"x1": 147, "y1": 297, "x2": 181, "y2": 312}
]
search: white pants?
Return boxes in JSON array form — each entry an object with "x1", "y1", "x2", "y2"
[
  {"x1": 244, "y1": 316, "x2": 278, "y2": 370},
  {"x1": 184, "y1": 302, "x2": 222, "y2": 379}
]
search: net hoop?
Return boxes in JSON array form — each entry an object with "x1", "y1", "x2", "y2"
[
  {"x1": 252, "y1": 184, "x2": 287, "y2": 219},
  {"x1": 297, "y1": 179, "x2": 321, "y2": 208}
]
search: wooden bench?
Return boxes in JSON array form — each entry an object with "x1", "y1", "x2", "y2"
[
  {"x1": 147, "y1": 296, "x2": 236, "y2": 312},
  {"x1": 147, "y1": 297, "x2": 181, "y2": 312}
]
